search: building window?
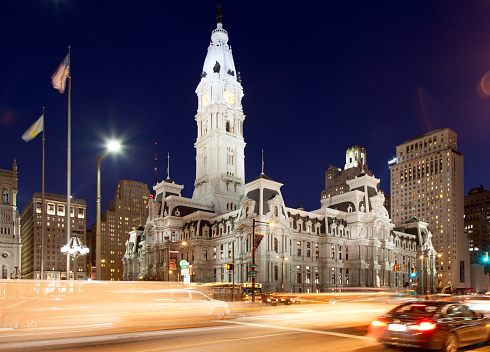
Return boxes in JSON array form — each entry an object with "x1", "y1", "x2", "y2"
[
  {"x1": 274, "y1": 265, "x2": 278, "y2": 281},
  {"x1": 274, "y1": 238, "x2": 278, "y2": 252},
  {"x1": 2, "y1": 188, "x2": 8, "y2": 204}
]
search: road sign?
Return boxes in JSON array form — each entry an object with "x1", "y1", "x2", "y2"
[
  {"x1": 250, "y1": 264, "x2": 258, "y2": 268},
  {"x1": 248, "y1": 270, "x2": 257, "y2": 275}
]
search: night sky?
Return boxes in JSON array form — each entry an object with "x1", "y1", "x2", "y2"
[{"x1": 1, "y1": 1, "x2": 489, "y2": 227}]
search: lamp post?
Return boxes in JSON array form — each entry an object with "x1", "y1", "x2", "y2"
[
  {"x1": 96, "y1": 140, "x2": 120, "y2": 281},
  {"x1": 276, "y1": 254, "x2": 288, "y2": 293},
  {"x1": 251, "y1": 219, "x2": 273, "y2": 303},
  {"x1": 61, "y1": 235, "x2": 90, "y2": 280}
]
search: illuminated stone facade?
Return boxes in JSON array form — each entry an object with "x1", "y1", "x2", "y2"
[
  {"x1": 0, "y1": 160, "x2": 21, "y2": 279},
  {"x1": 123, "y1": 13, "x2": 435, "y2": 294}
]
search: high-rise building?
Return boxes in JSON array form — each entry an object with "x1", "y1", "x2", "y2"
[
  {"x1": 390, "y1": 128, "x2": 469, "y2": 291},
  {"x1": 20, "y1": 192, "x2": 87, "y2": 280},
  {"x1": 464, "y1": 185, "x2": 490, "y2": 270},
  {"x1": 93, "y1": 180, "x2": 150, "y2": 280},
  {"x1": 0, "y1": 160, "x2": 22, "y2": 279}
]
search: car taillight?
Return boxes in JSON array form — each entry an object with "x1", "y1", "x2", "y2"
[
  {"x1": 372, "y1": 320, "x2": 386, "y2": 327},
  {"x1": 408, "y1": 321, "x2": 437, "y2": 331}
]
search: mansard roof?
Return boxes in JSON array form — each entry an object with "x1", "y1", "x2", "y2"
[{"x1": 253, "y1": 173, "x2": 274, "y2": 182}]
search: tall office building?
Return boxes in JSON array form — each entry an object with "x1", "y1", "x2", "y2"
[
  {"x1": 464, "y1": 185, "x2": 490, "y2": 270},
  {"x1": 20, "y1": 192, "x2": 87, "y2": 280},
  {"x1": 93, "y1": 180, "x2": 150, "y2": 280},
  {"x1": 0, "y1": 160, "x2": 21, "y2": 279},
  {"x1": 390, "y1": 128, "x2": 469, "y2": 290}
]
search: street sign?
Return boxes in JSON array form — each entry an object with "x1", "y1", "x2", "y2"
[
  {"x1": 250, "y1": 264, "x2": 258, "y2": 268},
  {"x1": 248, "y1": 270, "x2": 257, "y2": 275}
]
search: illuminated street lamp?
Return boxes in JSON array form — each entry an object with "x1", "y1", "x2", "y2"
[
  {"x1": 61, "y1": 235, "x2": 89, "y2": 279},
  {"x1": 96, "y1": 140, "x2": 121, "y2": 280}
]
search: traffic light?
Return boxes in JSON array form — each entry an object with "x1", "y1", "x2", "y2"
[
  {"x1": 224, "y1": 263, "x2": 234, "y2": 270},
  {"x1": 396, "y1": 264, "x2": 400, "y2": 271},
  {"x1": 410, "y1": 267, "x2": 417, "y2": 277}
]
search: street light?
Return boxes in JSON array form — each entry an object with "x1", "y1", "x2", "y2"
[
  {"x1": 251, "y1": 219, "x2": 273, "y2": 303},
  {"x1": 61, "y1": 235, "x2": 90, "y2": 280},
  {"x1": 96, "y1": 140, "x2": 121, "y2": 281},
  {"x1": 276, "y1": 254, "x2": 288, "y2": 293}
]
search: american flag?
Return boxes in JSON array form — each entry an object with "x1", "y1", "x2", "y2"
[
  {"x1": 253, "y1": 233, "x2": 265, "y2": 251},
  {"x1": 51, "y1": 54, "x2": 70, "y2": 93}
]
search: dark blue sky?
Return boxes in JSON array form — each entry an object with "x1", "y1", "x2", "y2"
[{"x1": 1, "y1": 1, "x2": 489, "y2": 226}]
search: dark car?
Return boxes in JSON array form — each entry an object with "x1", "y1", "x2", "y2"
[
  {"x1": 273, "y1": 295, "x2": 295, "y2": 305},
  {"x1": 369, "y1": 301, "x2": 490, "y2": 352},
  {"x1": 261, "y1": 294, "x2": 279, "y2": 305}
]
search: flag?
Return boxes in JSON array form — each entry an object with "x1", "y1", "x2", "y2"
[
  {"x1": 51, "y1": 54, "x2": 70, "y2": 93},
  {"x1": 253, "y1": 232, "x2": 265, "y2": 251},
  {"x1": 21, "y1": 115, "x2": 44, "y2": 142}
]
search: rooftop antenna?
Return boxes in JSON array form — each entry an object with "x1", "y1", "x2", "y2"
[
  {"x1": 261, "y1": 149, "x2": 264, "y2": 175},
  {"x1": 167, "y1": 152, "x2": 170, "y2": 180},
  {"x1": 153, "y1": 142, "x2": 157, "y2": 198}
]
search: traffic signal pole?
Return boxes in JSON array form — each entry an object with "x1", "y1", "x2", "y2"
[
  {"x1": 232, "y1": 241, "x2": 235, "y2": 305},
  {"x1": 252, "y1": 219, "x2": 256, "y2": 303}
]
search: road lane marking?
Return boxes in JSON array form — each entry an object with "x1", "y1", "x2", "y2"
[
  {"x1": 0, "y1": 325, "x2": 237, "y2": 349},
  {"x1": 135, "y1": 332, "x2": 303, "y2": 351},
  {"x1": 224, "y1": 320, "x2": 373, "y2": 340}
]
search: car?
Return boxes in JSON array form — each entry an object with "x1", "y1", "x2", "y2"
[
  {"x1": 272, "y1": 295, "x2": 295, "y2": 305},
  {"x1": 119, "y1": 289, "x2": 230, "y2": 325},
  {"x1": 456, "y1": 295, "x2": 490, "y2": 316},
  {"x1": 0, "y1": 297, "x2": 119, "y2": 330},
  {"x1": 369, "y1": 301, "x2": 490, "y2": 352},
  {"x1": 261, "y1": 293, "x2": 279, "y2": 305}
]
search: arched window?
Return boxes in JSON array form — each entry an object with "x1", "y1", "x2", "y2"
[
  {"x1": 2, "y1": 188, "x2": 8, "y2": 204},
  {"x1": 274, "y1": 206, "x2": 278, "y2": 217},
  {"x1": 2, "y1": 264, "x2": 7, "y2": 279},
  {"x1": 226, "y1": 121, "x2": 231, "y2": 132}
]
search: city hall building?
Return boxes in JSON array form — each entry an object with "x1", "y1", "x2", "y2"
[{"x1": 123, "y1": 12, "x2": 435, "y2": 294}]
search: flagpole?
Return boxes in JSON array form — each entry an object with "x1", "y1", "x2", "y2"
[
  {"x1": 66, "y1": 46, "x2": 72, "y2": 280},
  {"x1": 41, "y1": 107, "x2": 45, "y2": 280}
]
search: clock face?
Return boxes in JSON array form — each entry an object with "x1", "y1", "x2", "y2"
[
  {"x1": 202, "y1": 92, "x2": 210, "y2": 107},
  {"x1": 223, "y1": 90, "x2": 235, "y2": 105}
]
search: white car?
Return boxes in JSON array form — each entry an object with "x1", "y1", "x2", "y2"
[{"x1": 119, "y1": 289, "x2": 230, "y2": 325}]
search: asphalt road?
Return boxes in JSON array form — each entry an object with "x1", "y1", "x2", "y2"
[{"x1": 1, "y1": 302, "x2": 490, "y2": 352}]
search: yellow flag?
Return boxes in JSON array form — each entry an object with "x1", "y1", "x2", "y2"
[{"x1": 22, "y1": 115, "x2": 44, "y2": 142}]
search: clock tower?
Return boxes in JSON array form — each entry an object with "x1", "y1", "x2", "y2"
[{"x1": 192, "y1": 7, "x2": 246, "y2": 214}]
